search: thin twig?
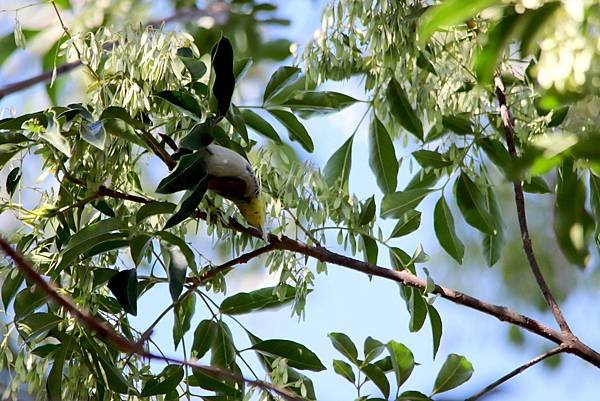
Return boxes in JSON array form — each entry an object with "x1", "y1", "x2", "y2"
[
  {"x1": 493, "y1": 75, "x2": 572, "y2": 335},
  {"x1": 466, "y1": 345, "x2": 566, "y2": 401},
  {"x1": 0, "y1": 236, "x2": 305, "y2": 401}
]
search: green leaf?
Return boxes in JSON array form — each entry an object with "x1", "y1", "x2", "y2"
[
  {"x1": 14, "y1": 286, "x2": 46, "y2": 319},
  {"x1": 416, "y1": 52, "x2": 437, "y2": 75},
  {"x1": 427, "y1": 305, "x2": 443, "y2": 359},
  {"x1": 173, "y1": 294, "x2": 195, "y2": 349},
  {"x1": 156, "y1": 151, "x2": 207, "y2": 194},
  {"x1": 102, "y1": 118, "x2": 147, "y2": 148},
  {"x1": 364, "y1": 337, "x2": 385, "y2": 363},
  {"x1": 99, "y1": 106, "x2": 145, "y2": 130},
  {"x1": 360, "y1": 363, "x2": 390, "y2": 399},
  {"x1": 333, "y1": 359, "x2": 355, "y2": 383},
  {"x1": 258, "y1": 38, "x2": 292, "y2": 60},
  {"x1": 211, "y1": 321, "x2": 236, "y2": 368},
  {"x1": 220, "y1": 284, "x2": 305, "y2": 315},
  {"x1": 233, "y1": 57, "x2": 253, "y2": 81},
  {"x1": 107, "y1": 269, "x2": 138, "y2": 315},
  {"x1": 42, "y1": 113, "x2": 71, "y2": 157},
  {"x1": 433, "y1": 196, "x2": 464, "y2": 263},
  {"x1": 135, "y1": 202, "x2": 176, "y2": 223},
  {"x1": 412, "y1": 150, "x2": 452, "y2": 168},
  {"x1": 141, "y1": 365, "x2": 184, "y2": 396},
  {"x1": 478, "y1": 137, "x2": 511, "y2": 175},
  {"x1": 369, "y1": 117, "x2": 398, "y2": 193},
  {"x1": 390, "y1": 210, "x2": 421, "y2": 238},
  {"x1": 432, "y1": 354, "x2": 474, "y2": 395},
  {"x1": 192, "y1": 320, "x2": 219, "y2": 359},
  {"x1": 589, "y1": 173, "x2": 600, "y2": 249},
  {"x1": 554, "y1": 160, "x2": 592, "y2": 267},
  {"x1": 482, "y1": 187, "x2": 505, "y2": 267},
  {"x1": 129, "y1": 233, "x2": 152, "y2": 266},
  {"x1": 263, "y1": 66, "x2": 301, "y2": 104},
  {"x1": 226, "y1": 105, "x2": 248, "y2": 143},
  {"x1": 408, "y1": 288, "x2": 428, "y2": 332},
  {"x1": 211, "y1": 37, "x2": 235, "y2": 118},
  {"x1": 328, "y1": 332, "x2": 358, "y2": 363},
  {"x1": 359, "y1": 196, "x2": 376, "y2": 226},
  {"x1": 268, "y1": 109, "x2": 313, "y2": 152},
  {"x1": 398, "y1": 390, "x2": 433, "y2": 401},
  {"x1": 17, "y1": 312, "x2": 62, "y2": 340},
  {"x1": 0, "y1": 30, "x2": 39, "y2": 67},
  {"x1": 155, "y1": 90, "x2": 202, "y2": 121},
  {"x1": 190, "y1": 369, "x2": 240, "y2": 395},
  {"x1": 455, "y1": 173, "x2": 496, "y2": 234},
  {"x1": 162, "y1": 243, "x2": 189, "y2": 301},
  {"x1": 387, "y1": 341, "x2": 414, "y2": 387},
  {"x1": 442, "y1": 115, "x2": 473, "y2": 135},
  {"x1": 57, "y1": 232, "x2": 129, "y2": 271},
  {"x1": 381, "y1": 189, "x2": 431, "y2": 219},
  {"x1": 281, "y1": 91, "x2": 359, "y2": 118},
  {"x1": 177, "y1": 48, "x2": 207, "y2": 81},
  {"x1": 46, "y1": 346, "x2": 66, "y2": 401},
  {"x1": 6, "y1": 166, "x2": 21, "y2": 197},
  {"x1": 362, "y1": 235, "x2": 379, "y2": 265},
  {"x1": 523, "y1": 176, "x2": 552, "y2": 194},
  {"x1": 240, "y1": 109, "x2": 282, "y2": 143},
  {"x1": 251, "y1": 339, "x2": 326, "y2": 371},
  {"x1": 405, "y1": 169, "x2": 439, "y2": 191},
  {"x1": 1, "y1": 268, "x2": 23, "y2": 309},
  {"x1": 164, "y1": 178, "x2": 208, "y2": 229},
  {"x1": 387, "y1": 79, "x2": 423, "y2": 140},
  {"x1": 373, "y1": 355, "x2": 394, "y2": 373},
  {"x1": 418, "y1": 0, "x2": 497, "y2": 44},
  {"x1": 324, "y1": 134, "x2": 354, "y2": 190},
  {"x1": 80, "y1": 121, "x2": 106, "y2": 150}
]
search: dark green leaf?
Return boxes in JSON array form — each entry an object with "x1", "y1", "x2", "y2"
[
  {"x1": 362, "y1": 235, "x2": 378, "y2": 265},
  {"x1": 412, "y1": 150, "x2": 452, "y2": 168},
  {"x1": 381, "y1": 189, "x2": 431, "y2": 219},
  {"x1": 416, "y1": 52, "x2": 437, "y2": 75},
  {"x1": 240, "y1": 109, "x2": 282, "y2": 143},
  {"x1": 398, "y1": 390, "x2": 433, "y2": 401},
  {"x1": 432, "y1": 354, "x2": 474, "y2": 395},
  {"x1": 258, "y1": 39, "x2": 292, "y2": 60},
  {"x1": 360, "y1": 363, "x2": 390, "y2": 399},
  {"x1": 387, "y1": 341, "x2": 414, "y2": 387},
  {"x1": 523, "y1": 176, "x2": 551, "y2": 194},
  {"x1": 192, "y1": 320, "x2": 219, "y2": 359},
  {"x1": 359, "y1": 196, "x2": 376, "y2": 226},
  {"x1": 408, "y1": 288, "x2": 428, "y2": 332},
  {"x1": 478, "y1": 137, "x2": 511, "y2": 175},
  {"x1": 177, "y1": 48, "x2": 207, "y2": 81},
  {"x1": 211, "y1": 37, "x2": 235, "y2": 118},
  {"x1": 129, "y1": 233, "x2": 152, "y2": 266},
  {"x1": 387, "y1": 79, "x2": 423, "y2": 140},
  {"x1": 282, "y1": 91, "x2": 359, "y2": 118},
  {"x1": 14, "y1": 286, "x2": 46, "y2": 319},
  {"x1": 6, "y1": 166, "x2": 21, "y2": 197},
  {"x1": 433, "y1": 196, "x2": 464, "y2": 263},
  {"x1": 328, "y1": 332, "x2": 358, "y2": 363},
  {"x1": 324, "y1": 134, "x2": 354, "y2": 191},
  {"x1": 102, "y1": 118, "x2": 147, "y2": 148},
  {"x1": 99, "y1": 106, "x2": 145, "y2": 130},
  {"x1": 212, "y1": 321, "x2": 236, "y2": 368},
  {"x1": 173, "y1": 294, "x2": 196, "y2": 349},
  {"x1": 263, "y1": 66, "x2": 301, "y2": 104},
  {"x1": 226, "y1": 105, "x2": 248, "y2": 143},
  {"x1": 251, "y1": 339, "x2": 326, "y2": 371},
  {"x1": 190, "y1": 368, "x2": 240, "y2": 395},
  {"x1": 482, "y1": 187, "x2": 505, "y2": 267},
  {"x1": 364, "y1": 337, "x2": 385, "y2": 363},
  {"x1": 180, "y1": 122, "x2": 216, "y2": 150},
  {"x1": 156, "y1": 151, "x2": 207, "y2": 194},
  {"x1": 373, "y1": 355, "x2": 394, "y2": 373},
  {"x1": 268, "y1": 109, "x2": 313, "y2": 152},
  {"x1": 2, "y1": 268, "x2": 23, "y2": 309},
  {"x1": 46, "y1": 346, "x2": 66, "y2": 401},
  {"x1": 390, "y1": 210, "x2": 421, "y2": 238},
  {"x1": 442, "y1": 115, "x2": 473, "y2": 135},
  {"x1": 369, "y1": 117, "x2": 398, "y2": 193},
  {"x1": 427, "y1": 305, "x2": 443, "y2": 358},
  {"x1": 107, "y1": 269, "x2": 138, "y2": 315},
  {"x1": 42, "y1": 113, "x2": 71, "y2": 156},
  {"x1": 419, "y1": 0, "x2": 497, "y2": 44},
  {"x1": 405, "y1": 169, "x2": 439, "y2": 191},
  {"x1": 220, "y1": 284, "x2": 305, "y2": 315},
  {"x1": 17, "y1": 312, "x2": 61, "y2": 340},
  {"x1": 57, "y1": 231, "x2": 129, "y2": 271},
  {"x1": 136, "y1": 202, "x2": 176, "y2": 223},
  {"x1": 589, "y1": 173, "x2": 600, "y2": 249},
  {"x1": 164, "y1": 178, "x2": 208, "y2": 229},
  {"x1": 141, "y1": 365, "x2": 184, "y2": 396},
  {"x1": 155, "y1": 90, "x2": 202, "y2": 121},
  {"x1": 455, "y1": 173, "x2": 496, "y2": 234},
  {"x1": 333, "y1": 359, "x2": 355, "y2": 383}
]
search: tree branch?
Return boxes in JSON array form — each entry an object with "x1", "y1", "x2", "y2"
[
  {"x1": 0, "y1": 3, "x2": 229, "y2": 100},
  {"x1": 493, "y1": 76, "x2": 572, "y2": 335},
  {"x1": 466, "y1": 345, "x2": 566, "y2": 401},
  {"x1": 0, "y1": 236, "x2": 305, "y2": 401}
]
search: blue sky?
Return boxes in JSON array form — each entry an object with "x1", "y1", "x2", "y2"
[{"x1": 2, "y1": 1, "x2": 600, "y2": 400}]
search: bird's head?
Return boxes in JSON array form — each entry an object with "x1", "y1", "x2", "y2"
[{"x1": 235, "y1": 194, "x2": 266, "y2": 235}]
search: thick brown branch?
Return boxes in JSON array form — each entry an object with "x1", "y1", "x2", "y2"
[
  {"x1": 0, "y1": 236, "x2": 304, "y2": 401},
  {"x1": 466, "y1": 345, "x2": 566, "y2": 401},
  {"x1": 0, "y1": 3, "x2": 229, "y2": 100},
  {"x1": 493, "y1": 76, "x2": 572, "y2": 334}
]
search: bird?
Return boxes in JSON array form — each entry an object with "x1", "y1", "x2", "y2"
[{"x1": 204, "y1": 144, "x2": 266, "y2": 235}]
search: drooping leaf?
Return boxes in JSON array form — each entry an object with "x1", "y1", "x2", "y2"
[
  {"x1": 211, "y1": 37, "x2": 235, "y2": 118},
  {"x1": 432, "y1": 354, "x2": 474, "y2": 395},
  {"x1": 523, "y1": 176, "x2": 552, "y2": 194},
  {"x1": 173, "y1": 294, "x2": 195, "y2": 349},
  {"x1": 359, "y1": 196, "x2": 376, "y2": 226},
  {"x1": 387, "y1": 341, "x2": 415, "y2": 387},
  {"x1": 324, "y1": 134, "x2": 354, "y2": 190},
  {"x1": 177, "y1": 48, "x2": 207, "y2": 81},
  {"x1": 381, "y1": 189, "x2": 431, "y2": 219},
  {"x1": 107, "y1": 269, "x2": 138, "y2": 315},
  {"x1": 362, "y1": 235, "x2": 379, "y2": 264},
  {"x1": 211, "y1": 321, "x2": 236, "y2": 368},
  {"x1": 263, "y1": 66, "x2": 301, "y2": 104},
  {"x1": 155, "y1": 90, "x2": 202, "y2": 121},
  {"x1": 46, "y1": 345, "x2": 66, "y2": 401},
  {"x1": 226, "y1": 105, "x2": 248, "y2": 143},
  {"x1": 282, "y1": 91, "x2": 359, "y2": 118},
  {"x1": 408, "y1": 288, "x2": 428, "y2": 332},
  {"x1": 135, "y1": 202, "x2": 176, "y2": 223},
  {"x1": 433, "y1": 196, "x2": 464, "y2": 263},
  {"x1": 390, "y1": 210, "x2": 421, "y2": 238},
  {"x1": 369, "y1": 117, "x2": 398, "y2": 193},
  {"x1": 364, "y1": 337, "x2": 385, "y2": 363},
  {"x1": 1, "y1": 268, "x2": 23, "y2": 309},
  {"x1": 427, "y1": 305, "x2": 443, "y2": 358},
  {"x1": 251, "y1": 339, "x2": 326, "y2": 371},
  {"x1": 192, "y1": 320, "x2": 219, "y2": 359},
  {"x1": 6, "y1": 166, "x2": 21, "y2": 197},
  {"x1": 240, "y1": 109, "x2": 282, "y2": 143},
  {"x1": 269, "y1": 109, "x2": 313, "y2": 152},
  {"x1": 156, "y1": 231, "x2": 197, "y2": 273},
  {"x1": 164, "y1": 178, "x2": 208, "y2": 229},
  {"x1": 220, "y1": 285, "x2": 305, "y2": 315},
  {"x1": 129, "y1": 233, "x2": 152, "y2": 266},
  {"x1": 455, "y1": 173, "x2": 496, "y2": 234},
  {"x1": 333, "y1": 359, "x2": 355, "y2": 384},
  {"x1": 387, "y1": 79, "x2": 423, "y2": 140},
  {"x1": 328, "y1": 332, "x2": 358, "y2": 364},
  {"x1": 482, "y1": 187, "x2": 505, "y2": 267},
  {"x1": 16, "y1": 312, "x2": 62, "y2": 340},
  {"x1": 360, "y1": 363, "x2": 390, "y2": 399},
  {"x1": 141, "y1": 365, "x2": 184, "y2": 396},
  {"x1": 442, "y1": 114, "x2": 473, "y2": 135},
  {"x1": 155, "y1": 151, "x2": 207, "y2": 194}
]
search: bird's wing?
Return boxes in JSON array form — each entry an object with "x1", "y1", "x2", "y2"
[{"x1": 207, "y1": 175, "x2": 248, "y2": 200}]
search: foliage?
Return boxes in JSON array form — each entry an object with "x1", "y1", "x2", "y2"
[{"x1": 0, "y1": 0, "x2": 599, "y2": 400}]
